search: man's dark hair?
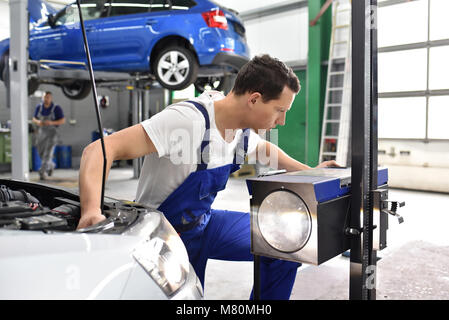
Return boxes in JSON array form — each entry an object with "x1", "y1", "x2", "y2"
[
  {"x1": 44, "y1": 91, "x2": 52, "y2": 96},
  {"x1": 232, "y1": 54, "x2": 300, "y2": 102}
]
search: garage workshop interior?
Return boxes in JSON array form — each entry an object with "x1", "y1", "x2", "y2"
[{"x1": 0, "y1": 0, "x2": 448, "y2": 301}]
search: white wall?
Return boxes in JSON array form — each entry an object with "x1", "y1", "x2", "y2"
[
  {"x1": 0, "y1": 2, "x2": 10, "y2": 41},
  {"x1": 378, "y1": 140, "x2": 449, "y2": 193},
  {"x1": 217, "y1": 0, "x2": 308, "y2": 64},
  {"x1": 244, "y1": 8, "x2": 308, "y2": 63},
  {"x1": 216, "y1": 0, "x2": 287, "y2": 13}
]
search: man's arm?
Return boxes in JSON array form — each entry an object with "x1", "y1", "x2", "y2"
[
  {"x1": 42, "y1": 118, "x2": 65, "y2": 126},
  {"x1": 52, "y1": 117, "x2": 66, "y2": 126},
  {"x1": 32, "y1": 117, "x2": 42, "y2": 126},
  {"x1": 256, "y1": 140, "x2": 339, "y2": 171},
  {"x1": 77, "y1": 124, "x2": 157, "y2": 229},
  {"x1": 45, "y1": 106, "x2": 66, "y2": 126}
]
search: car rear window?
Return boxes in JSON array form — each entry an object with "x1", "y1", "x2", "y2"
[
  {"x1": 109, "y1": 0, "x2": 151, "y2": 16},
  {"x1": 150, "y1": 0, "x2": 170, "y2": 12},
  {"x1": 170, "y1": 0, "x2": 197, "y2": 10}
]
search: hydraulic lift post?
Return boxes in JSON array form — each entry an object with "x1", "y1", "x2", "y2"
[
  {"x1": 349, "y1": 0, "x2": 378, "y2": 300},
  {"x1": 9, "y1": 0, "x2": 29, "y2": 181}
]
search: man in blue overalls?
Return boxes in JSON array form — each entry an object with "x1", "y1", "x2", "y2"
[
  {"x1": 77, "y1": 55, "x2": 338, "y2": 299},
  {"x1": 32, "y1": 91, "x2": 65, "y2": 180}
]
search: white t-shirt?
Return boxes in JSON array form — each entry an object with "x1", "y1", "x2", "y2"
[{"x1": 135, "y1": 91, "x2": 262, "y2": 209}]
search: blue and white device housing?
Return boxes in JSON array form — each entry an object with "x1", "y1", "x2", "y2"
[{"x1": 247, "y1": 168, "x2": 388, "y2": 265}]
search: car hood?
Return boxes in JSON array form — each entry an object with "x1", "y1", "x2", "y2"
[{"x1": 28, "y1": 0, "x2": 58, "y2": 25}]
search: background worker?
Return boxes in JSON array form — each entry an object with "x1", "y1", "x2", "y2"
[
  {"x1": 77, "y1": 54, "x2": 338, "y2": 299},
  {"x1": 32, "y1": 91, "x2": 65, "y2": 180}
]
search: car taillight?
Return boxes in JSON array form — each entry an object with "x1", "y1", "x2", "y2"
[{"x1": 201, "y1": 10, "x2": 228, "y2": 30}]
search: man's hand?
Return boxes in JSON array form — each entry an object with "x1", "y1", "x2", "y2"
[
  {"x1": 76, "y1": 209, "x2": 106, "y2": 230},
  {"x1": 42, "y1": 120, "x2": 52, "y2": 126},
  {"x1": 315, "y1": 160, "x2": 341, "y2": 168}
]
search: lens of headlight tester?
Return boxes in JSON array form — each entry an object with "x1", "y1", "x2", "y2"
[{"x1": 258, "y1": 190, "x2": 312, "y2": 253}]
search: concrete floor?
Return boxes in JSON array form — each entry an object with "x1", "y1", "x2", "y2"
[{"x1": 4, "y1": 167, "x2": 449, "y2": 300}]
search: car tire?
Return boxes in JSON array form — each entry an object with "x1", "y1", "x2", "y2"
[
  {"x1": 153, "y1": 46, "x2": 198, "y2": 91},
  {"x1": 61, "y1": 80, "x2": 91, "y2": 100},
  {"x1": 194, "y1": 75, "x2": 232, "y2": 93},
  {"x1": 28, "y1": 78, "x2": 40, "y2": 96},
  {"x1": 0, "y1": 52, "x2": 8, "y2": 82},
  {"x1": 1, "y1": 52, "x2": 40, "y2": 96}
]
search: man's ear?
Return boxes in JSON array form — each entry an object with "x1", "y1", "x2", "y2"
[{"x1": 248, "y1": 92, "x2": 262, "y2": 107}]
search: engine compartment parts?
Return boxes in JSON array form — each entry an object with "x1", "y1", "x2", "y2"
[
  {"x1": 0, "y1": 185, "x2": 79, "y2": 231},
  {"x1": 0, "y1": 184, "x2": 144, "y2": 234},
  {"x1": 17, "y1": 214, "x2": 67, "y2": 230},
  {"x1": 0, "y1": 185, "x2": 40, "y2": 204}
]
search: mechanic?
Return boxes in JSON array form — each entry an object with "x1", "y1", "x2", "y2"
[
  {"x1": 77, "y1": 54, "x2": 338, "y2": 299},
  {"x1": 32, "y1": 91, "x2": 65, "y2": 180}
]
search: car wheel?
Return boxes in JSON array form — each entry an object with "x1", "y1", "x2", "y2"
[
  {"x1": 194, "y1": 75, "x2": 232, "y2": 93},
  {"x1": 153, "y1": 46, "x2": 198, "y2": 91},
  {"x1": 0, "y1": 52, "x2": 8, "y2": 82},
  {"x1": 61, "y1": 80, "x2": 91, "y2": 100},
  {"x1": 1, "y1": 53, "x2": 39, "y2": 96},
  {"x1": 28, "y1": 78, "x2": 39, "y2": 95}
]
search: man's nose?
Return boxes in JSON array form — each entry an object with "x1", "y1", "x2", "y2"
[{"x1": 276, "y1": 114, "x2": 286, "y2": 126}]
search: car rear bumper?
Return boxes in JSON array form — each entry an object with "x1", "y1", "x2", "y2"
[{"x1": 212, "y1": 51, "x2": 250, "y2": 71}]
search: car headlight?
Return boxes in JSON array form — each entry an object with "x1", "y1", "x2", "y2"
[
  {"x1": 257, "y1": 190, "x2": 312, "y2": 253},
  {"x1": 132, "y1": 214, "x2": 190, "y2": 296}
]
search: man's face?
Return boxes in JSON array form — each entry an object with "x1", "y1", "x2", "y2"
[
  {"x1": 43, "y1": 93, "x2": 52, "y2": 106},
  {"x1": 249, "y1": 86, "x2": 296, "y2": 131}
]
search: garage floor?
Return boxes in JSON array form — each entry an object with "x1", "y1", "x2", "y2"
[{"x1": 4, "y1": 167, "x2": 449, "y2": 300}]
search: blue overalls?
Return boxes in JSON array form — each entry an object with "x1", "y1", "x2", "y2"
[
  {"x1": 35, "y1": 103, "x2": 59, "y2": 178},
  {"x1": 157, "y1": 101, "x2": 300, "y2": 300}
]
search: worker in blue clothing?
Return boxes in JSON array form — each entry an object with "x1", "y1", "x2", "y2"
[
  {"x1": 76, "y1": 54, "x2": 338, "y2": 299},
  {"x1": 32, "y1": 91, "x2": 65, "y2": 180}
]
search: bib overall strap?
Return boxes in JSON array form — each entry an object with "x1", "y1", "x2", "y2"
[
  {"x1": 186, "y1": 100, "x2": 210, "y2": 172},
  {"x1": 233, "y1": 128, "x2": 250, "y2": 165},
  {"x1": 37, "y1": 104, "x2": 42, "y2": 117},
  {"x1": 39, "y1": 103, "x2": 55, "y2": 120}
]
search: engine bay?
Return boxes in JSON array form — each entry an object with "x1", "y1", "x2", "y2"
[
  {"x1": 0, "y1": 184, "x2": 81, "y2": 231},
  {"x1": 0, "y1": 180, "x2": 144, "y2": 233}
]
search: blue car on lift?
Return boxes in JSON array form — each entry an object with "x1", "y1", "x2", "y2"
[{"x1": 0, "y1": 0, "x2": 250, "y2": 99}]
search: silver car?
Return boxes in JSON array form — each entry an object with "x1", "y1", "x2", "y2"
[{"x1": 0, "y1": 179, "x2": 203, "y2": 300}]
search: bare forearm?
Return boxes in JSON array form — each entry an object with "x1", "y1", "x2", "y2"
[
  {"x1": 79, "y1": 140, "x2": 115, "y2": 215},
  {"x1": 53, "y1": 118, "x2": 65, "y2": 125},
  {"x1": 257, "y1": 140, "x2": 311, "y2": 171},
  {"x1": 49, "y1": 118, "x2": 65, "y2": 126}
]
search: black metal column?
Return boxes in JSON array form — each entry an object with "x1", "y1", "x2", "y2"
[
  {"x1": 254, "y1": 254, "x2": 261, "y2": 300},
  {"x1": 349, "y1": 0, "x2": 378, "y2": 300}
]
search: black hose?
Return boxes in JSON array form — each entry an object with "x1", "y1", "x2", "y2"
[{"x1": 0, "y1": 185, "x2": 40, "y2": 204}]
